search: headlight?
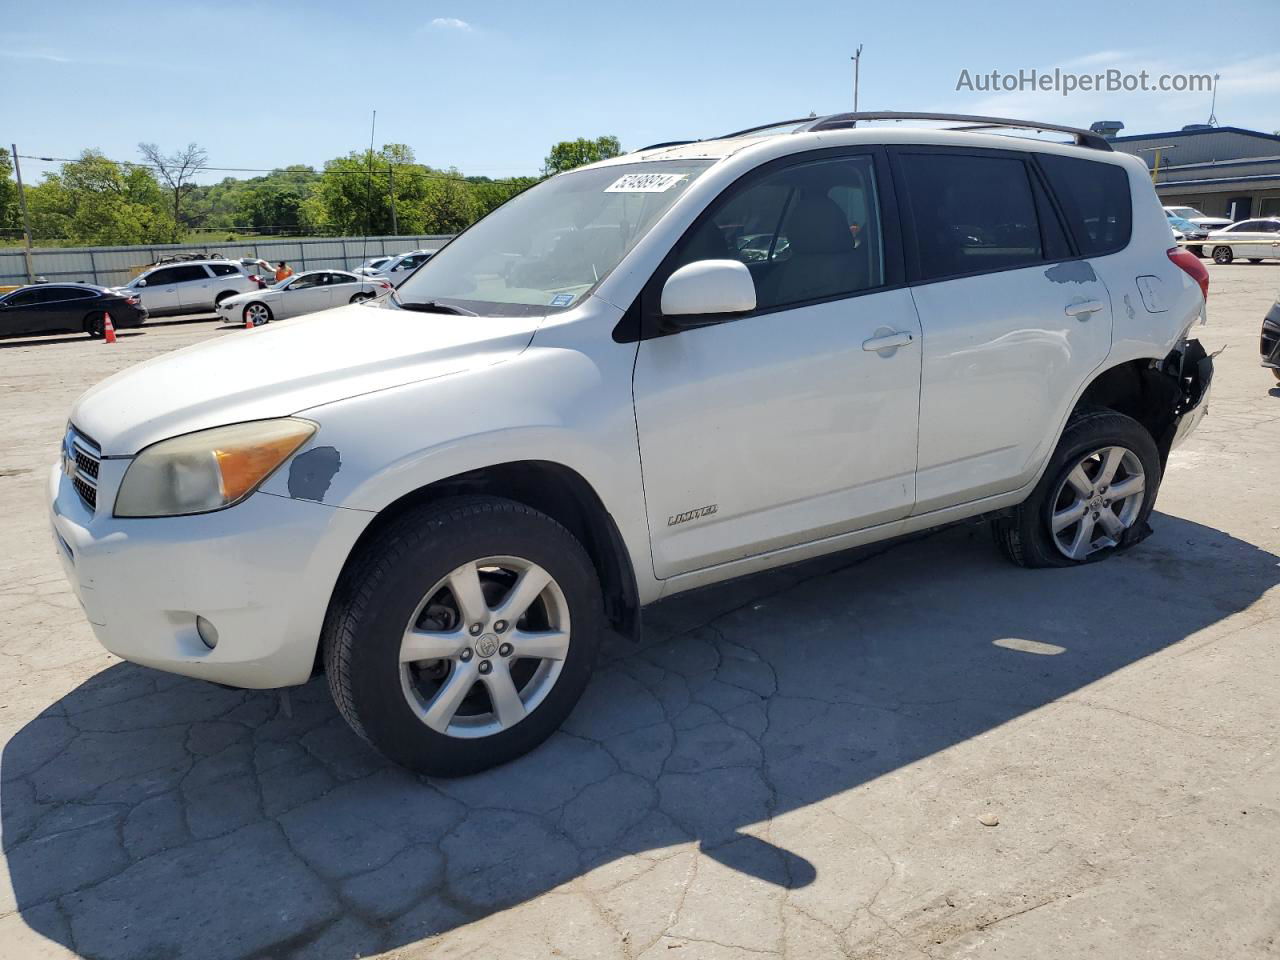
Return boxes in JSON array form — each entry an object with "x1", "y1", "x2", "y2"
[{"x1": 114, "y1": 419, "x2": 316, "y2": 517}]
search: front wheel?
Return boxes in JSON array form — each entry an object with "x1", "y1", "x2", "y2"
[
  {"x1": 992, "y1": 410, "x2": 1161, "y2": 568},
  {"x1": 83, "y1": 312, "x2": 105, "y2": 338},
  {"x1": 1212, "y1": 246, "x2": 1234, "y2": 264},
  {"x1": 322, "y1": 497, "x2": 604, "y2": 776},
  {"x1": 243, "y1": 302, "x2": 272, "y2": 326}
]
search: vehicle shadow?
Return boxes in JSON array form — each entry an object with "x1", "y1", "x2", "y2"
[
  {"x1": 0, "y1": 330, "x2": 146, "y2": 349},
  {"x1": 4, "y1": 512, "x2": 1276, "y2": 958}
]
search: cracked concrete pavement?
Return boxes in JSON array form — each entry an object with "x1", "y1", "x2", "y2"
[{"x1": 2, "y1": 268, "x2": 1279, "y2": 959}]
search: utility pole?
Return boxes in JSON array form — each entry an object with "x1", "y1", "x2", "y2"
[
  {"x1": 851, "y1": 45, "x2": 863, "y2": 112},
  {"x1": 388, "y1": 163, "x2": 398, "y2": 236},
  {"x1": 10, "y1": 143, "x2": 35, "y2": 283}
]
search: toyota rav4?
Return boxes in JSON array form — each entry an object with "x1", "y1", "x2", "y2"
[{"x1": 49, "y1": 112, "x2": 1213, "y2": 776}]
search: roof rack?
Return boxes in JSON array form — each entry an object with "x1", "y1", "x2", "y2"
[
  {"x1": 634, "y1": 139, "x2": 700, "y2": 152},
  {"x1": 713, "y1": 111, "x2": 1112, "y2": 151}
]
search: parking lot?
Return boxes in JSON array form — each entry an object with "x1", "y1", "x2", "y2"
[{"x1": 1, "y1": 264, "x2": 1278, "y2": 959}]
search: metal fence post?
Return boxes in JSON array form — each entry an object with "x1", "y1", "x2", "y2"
[{"x1": 88, "y1": 250, "x2": 97, "y2": 286}]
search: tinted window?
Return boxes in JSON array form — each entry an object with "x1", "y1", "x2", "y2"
[
  {"x1": 672, "y1": 154, "x2": 885, "y2": 311},
  {"x1": 329, "y1": 272, "x2": 357, "y2": 285},
  {"x1": 898, "y1": 152, "x2": 1044, "y2": 280},
  {"x1": 172, "y1": 265, "x2": 210, "y2": 282},
  {"x1": 208, "y1": 263, "x2": 240, "y2": 276},
  {"x1": 5, "y1": 289, "x2": 46, "y2": 306},
  {"x1": 1038, "y1": 154, "x2": 1132, "y2": 256},
  {"x1": 45, "y1": 286, "x2": 97, "y2": 301},
  {"x1": 144, "y1": 267, "x2": 183, "y2": 285}
]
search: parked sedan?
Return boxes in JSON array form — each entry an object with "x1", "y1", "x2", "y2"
[
  {"x1": 1207, "y1": 219, "x2": 1280, "y2": 264},
  {"x1": 216, "y1": 270, "x2": 392, "y2": 326},
  {"x1": 0, "y1": 283, "x2": 147, "y2": 339}
]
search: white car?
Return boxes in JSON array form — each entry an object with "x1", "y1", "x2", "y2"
[
  {"x1": 1205, "y1": 218, "x2": 1280, "y2": 264},
  {"x1": 216, "y1": 269, "x2": 393, "y2": 326},
  {"x1": 1163, "y1": 205, "x2": 1232, "y2": 232},
  {"x1": 50, "y1": 111, "x2": 1212, "y2": 777},
  {"x1": 357, "y1": 255, "x2": 394, "y2": 274},
  {"x1": 122, "y1": 260, "x2": 259, "y2": 316},
  {"x1": 357, "y1": 249, "x2": 438, "y2": 280}
]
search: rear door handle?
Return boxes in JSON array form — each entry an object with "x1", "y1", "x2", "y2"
[
  {"x1": 862, "y1": 331, "x2": 914, "y2": 352},
  {"x1": 1064, "y1": 299, "x2": 1105, "y2": 318}
]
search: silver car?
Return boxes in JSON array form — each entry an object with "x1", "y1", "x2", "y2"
[{"x1": 216, "y1": 270, "x2": 393, "y2": 326}]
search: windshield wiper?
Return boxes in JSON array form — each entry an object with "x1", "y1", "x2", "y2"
[{"x1": 396, "y1": 299, "x2": 477, "y2": 316}]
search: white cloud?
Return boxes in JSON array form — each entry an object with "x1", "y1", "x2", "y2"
[
  {"x1": 0, "y1": 49, "x2": 72, "y2": 63},
  {"x1": 430, "y1": 17, "x2": 472, "y2": 31}
]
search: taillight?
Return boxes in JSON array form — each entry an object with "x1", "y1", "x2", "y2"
[{"x1": 1168, "y1": 247, "x2": 1209, "y2": 302}]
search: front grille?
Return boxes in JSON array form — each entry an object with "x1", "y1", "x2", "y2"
[
  {"x1": 73, "y1": 475, "x2": 98, "y2": 510},
  {"x1": 1261, "y1": 329, "x2": 1279, "y2": 362},
  {"x1": 74, "y1": 448, "x2": 99, "y2": 480},
  {"x1": 64, "y1": 427, "x2": 102, "y2": 513}
]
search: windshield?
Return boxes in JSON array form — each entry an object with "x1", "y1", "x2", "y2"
[
  {"x1": 1169, "y1": 207, "x2": 1203, "y2": 219},
  {"x1": 396, "y1": 159, "x2": 714, "y2": 316}
]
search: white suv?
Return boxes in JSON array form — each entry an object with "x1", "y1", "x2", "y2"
[
  {"x1": 122, "y1": 259, "x2": 259, "y2": 316},
  {"x1": 50, "y1": 113, "x2": 1213, "y2": 776}
]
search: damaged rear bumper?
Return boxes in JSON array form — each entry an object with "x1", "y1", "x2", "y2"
[{"x1": 1164, "y1": 337, "x2": 1213, "y2": 450}]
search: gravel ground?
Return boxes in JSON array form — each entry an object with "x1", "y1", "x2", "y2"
[{"x1": 1, "y1": 269, "x2": 1278, "y2": 960}]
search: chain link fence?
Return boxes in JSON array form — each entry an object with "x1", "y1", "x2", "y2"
[{"x1": 0, "y1": 235, "x2": 455, "y2": 288}]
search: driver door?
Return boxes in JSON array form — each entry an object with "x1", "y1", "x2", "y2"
[
  {"x1": 281, "y1": 273, "x2": 331, "y2": 317},
  {"x1": 632, "y1": 150, "x2": 921, "y2": 579}
]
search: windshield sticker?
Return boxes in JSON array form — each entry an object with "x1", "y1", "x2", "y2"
[
  {"x1": 550, "y1": 293, "x2": 575, "y2": 306},
  {"x1": 604, "y1": 173, "x2": 686, "y2": 193}
]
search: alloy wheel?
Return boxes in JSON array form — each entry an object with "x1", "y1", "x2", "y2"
[
  {"x1": 399, "y1": 556, "x2": 571, "y2": 739},
  {"x1": 246, "y1": 303, "x2": 270, "y2": 326},
  {"x1": 1049, "y1": 445, "x2": 1146, "y2": 561}
]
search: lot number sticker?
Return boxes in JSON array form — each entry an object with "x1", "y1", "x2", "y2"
[{"x1": 604, "y1": 173, "x2": 686, "y2": 193}]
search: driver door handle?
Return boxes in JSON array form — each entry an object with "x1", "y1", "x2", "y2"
[
  {"x1": 1064, "y1": 299, "x2": 1105, "y2": 318},
  {"x1": 862, "y1": 331, "x2": 914, "y2": 352}
]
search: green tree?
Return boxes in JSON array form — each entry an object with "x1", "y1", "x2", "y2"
[
  {"x1": 542, "y1": 135, "x2": 622, "y2": 175},
  {"x1": 0, "y1": 148, "x2": 19, "y2": 231},
  {"x1": 309, "y1": 144, "x2": 429, "y2": 235},
  {"x1": 24, "y1": 151, "x2": 174, "y2": 244}
]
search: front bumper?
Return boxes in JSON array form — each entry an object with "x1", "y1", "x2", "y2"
[
  {"x1": 1260, "y1": 306, "x2": 1280, "y2": 369},
  {"x1": 49, "y1": 460, "x2": 371, "y2": 688}
]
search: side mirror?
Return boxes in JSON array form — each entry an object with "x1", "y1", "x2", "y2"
[
  {"x1": 135, "y1": 279, "x2": 147, "y2": 288},
  {"x1": 660, "y1": 260, "x2": 756, "y2": 327}
]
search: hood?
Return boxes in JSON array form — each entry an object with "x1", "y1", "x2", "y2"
[{"x1": 71, "y1": 303, "x2": 540, "y2": 455}]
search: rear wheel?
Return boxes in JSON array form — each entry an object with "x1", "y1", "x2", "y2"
[
  {"x1": 1272, "y1": 369, "x2": 1280, "y2": 382},
  {"x1": 1212, "y1": 246, "x2": 1234, "y2": 264},
  {"x1": 1248, "y1": 258, "x2": 1263, "y2": 264},
  {"x1": 214, "y1": 290, "x2": 235, "y2": 309},
  {"x1": 243, "y1": 302, "x2": 272, "y2": 326},
  {"x1": 349, "y1": 291, "x2": 375, "y2": 304},
  {"x1": 992, "y1": 410, "x2": 1161, "y2": 568},
  {"x1": 322, "y1": 497, "x2": 604, "y2": 776}
]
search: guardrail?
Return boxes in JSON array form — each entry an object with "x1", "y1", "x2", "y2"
[{"x1": 0, "y1": 235, "x2": 455, "y2": 288}]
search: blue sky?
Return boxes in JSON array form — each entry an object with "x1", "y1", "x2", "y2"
[{"x1": 3, "y1": 0, "x2": 1277, "y2": 183}]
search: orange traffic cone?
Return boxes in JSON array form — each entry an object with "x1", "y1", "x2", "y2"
[
  {"x1": 102, "y1": 312, "x2": 117, "y2": 344},
  {"x1": 244, "y1": 311, "x2": 254, "y2": 331}
]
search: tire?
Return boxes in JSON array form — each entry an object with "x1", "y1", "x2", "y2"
[
  {"x1": 1248, "y1": 259, "x2": 1263, "y2": 264},
  {"x1": 243, "y1": 302, "x2": 272, "y2": 326},
  {"x1": 214, "y1": 291, "x2": 235, "y2": 309},
  {"x1": 1187, "y1": 245, "x2": 1204, "y2": 258},
  {"x1": 992, "y1": 410, "x2": 1161, "y2": 568},
  {"x1": 1272, "y1": 368, "x2": 1280, "y2": 382},
  {"x1": 1212, "y1": 246, "x2": 1234, "y2": 264},
  {"x1": 322, "y1": 496, "x2": 605, "y2": 777},
  {"x1": 349, "y1": 292, "x2": 374, "y2": 304},
  {"x1": 84, "y1": 312, "x2": 104, "y2": 338}
]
